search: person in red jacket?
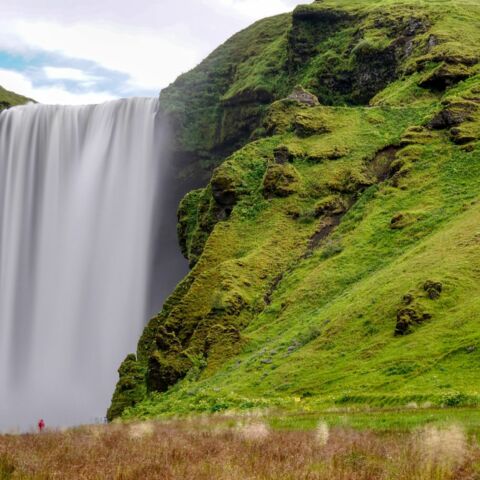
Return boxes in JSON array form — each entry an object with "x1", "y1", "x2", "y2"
[{"x1": 38, "y1": 419, "x2": 45, "y2": 432}]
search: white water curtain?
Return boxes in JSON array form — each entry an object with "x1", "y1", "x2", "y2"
[{"x1": 0, "y1": 98, "x2": 164, "y2": 430}]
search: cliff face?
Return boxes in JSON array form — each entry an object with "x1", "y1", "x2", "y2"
[{"x1": 109, "y1": 0, "x2": 480, "y2": 420}]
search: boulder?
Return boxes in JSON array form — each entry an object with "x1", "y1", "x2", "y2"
[{"x1": 287, "y1": 85, "x2": 320, "y2": 107}]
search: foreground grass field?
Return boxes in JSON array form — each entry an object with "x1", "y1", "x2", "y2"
[{"x1": 2, "y1": 409, "x2": 480, "y2": 479}]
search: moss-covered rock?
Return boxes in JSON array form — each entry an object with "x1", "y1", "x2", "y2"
[
  {"x1": 314, "y1": 195, "x2": 348, "y2": 218},
  {"x1": 400, "y1": 126, "x2": 436, "y2": 147},
  {"x1": 177, "y1": 188, "x2": 219, "y2": 266},
  {"x1": 146, "y1": 351, "x2": 192, "y2": 393},
  {"x1": 287, "y1": 5, "x2": 353, "y2": 72},
  {"x1": 159, "y1": 14, "x2": 292, "y2": 170},
  {"x1": 262, "y1": 163, "x2": 300, "y2": 198},
  {"x1": 293, "y1": 110, "x2": 331, "y2": 137},
  {"x1": 211, "y1": 169, "x2": 239, "y2": 208},
  {"x1": 155, "y1": 325, "x2": 182, "y2": 352},
  {"x1": 328, "y1": 168, "x2": 375, "y2": 195},
  {"x1": 395, "y1": 307, "x2": 432, "y2": 336},
  {"x1": 428, "y1": 101, "x2": 478, "y2": 129},
  {"x1": 107, "y1": 354, "x2": 145, "y2": 422},
  {"x1": 419, "y1": 62, "x2": 474, "y2": 91},
  {"x1": 424, "y1": 280, "x2": 443, "y2": 300},
  {"x1": 204, "y1": 324, "x2": 243, "y2": 370}
]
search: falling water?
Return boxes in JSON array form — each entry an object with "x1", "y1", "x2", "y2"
[{"x1": 0, "y1": 98, "x2": 180, "y2": 431}]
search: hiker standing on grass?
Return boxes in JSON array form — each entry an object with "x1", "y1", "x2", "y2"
[{"x1": 38, "y1": 419, "x2": 45, "y2": 432}]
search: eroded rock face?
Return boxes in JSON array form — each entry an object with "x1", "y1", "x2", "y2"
[
  {"x1": 155, "y1": 325, "x2": 182, "y2": 352},
  {"x1": 394, "y1": 280, "x2": 443, "y2": 335},
  {"x1": 107, "y1": 354, "x2": 144, "y2": 422},
  {"x1": 146, "y1": 351, "x2": 191, "y2": 393},
  {"x1": 419, "y1": 63, "x2": 473, "y2": 91},
  {"x1": 328, "y1": 169, "x2": 375, "y2": 195},
  {"x1": 177, "y1": 188, "x2": 219, "y2": 267},
  {"x1": 204, "y1": 324, "x2": 242, "y2": 362},
  {"x1": 351, "y1": 43, "x2": 398, "y2": 104},
  {"x1": 427, "y1": 100, "x2": 480, "y2": 146},
  {"x1": 287, "y1": 5, "x2": 352, "y2": 71},
  {"x1": 428, "y1": 103, "x2": 476, "y2": 129}
]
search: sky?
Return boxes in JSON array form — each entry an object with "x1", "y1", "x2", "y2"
[{"x1": 0, "y1": 0, "x2": 300, "y2": 105}]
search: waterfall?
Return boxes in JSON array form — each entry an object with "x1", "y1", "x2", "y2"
[{"x1": 0, "y1": 98, "x2": 181, "y2": 431}]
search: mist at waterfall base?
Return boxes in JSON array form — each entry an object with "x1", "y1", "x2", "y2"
[{"x1": 0, "y1": 98, "x2": 190, "y2": 431}]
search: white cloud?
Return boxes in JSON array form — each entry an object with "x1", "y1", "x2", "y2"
[
  {"x1": 0, "y1": 0, "x2": 300, "y2": 104},
  {"x1": 205, "y1": 0, "x2": 297, "y2": 20},
  {"x1": 0, "y1": 20, "x2": 206, "y2": 92},
  {"x1": 43, "y1": 66, "x2": 101, "y2": 82},
  {"x1": 0, "y1": 68, "x2": 115, "y2": 105}
]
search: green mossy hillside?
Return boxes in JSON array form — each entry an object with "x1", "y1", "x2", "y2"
[
  {"x1": 160, "y1": 0, "x2": 480, "y2": 174},
  {"x1": 109, "y1": 0, "x2": 480, "y2": 420},
  {"x1": 0, "y1": 85, "x2": 32, "y2": 111}
]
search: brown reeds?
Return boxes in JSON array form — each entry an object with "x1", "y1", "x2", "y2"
[{"x1": 0, "y1": 417, "x2": 478, "y2": 479}]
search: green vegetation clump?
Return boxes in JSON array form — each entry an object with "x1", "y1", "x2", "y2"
[{"x1": 110, "y1": 0, "x2": 480, "y2": 421}]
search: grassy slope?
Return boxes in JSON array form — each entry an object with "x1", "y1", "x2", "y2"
[
  {"x1": 110, "y1": 0, "x2": 480, "y2": 420},
  {"x1": 0, "y1": 86, "x2": 32, "y2": 110}
]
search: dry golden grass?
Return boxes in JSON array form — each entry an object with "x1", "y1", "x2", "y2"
[{"x1": 0, "y1": 417, "x2": 479, "y2": 479}]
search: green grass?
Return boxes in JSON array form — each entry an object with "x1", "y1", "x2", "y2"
[
  {"x1": 267, "y1": 407, "x2": 480, "y2": 434},
  {"x1": 0, "y1": 85, "x2": 32, "y2": 109}
]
